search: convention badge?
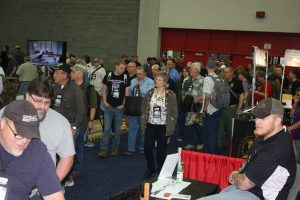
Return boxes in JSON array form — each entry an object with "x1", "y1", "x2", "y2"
[
  {"x1": 91, "y1": 73, "x2": 96, "y2": 80},
  {"x1": 0, "y1": 175, "x2": 9, "y2": 200},
  {"x1": 54, "y1": 94, "x2": 63, "y2": 107},
  {"x1": 112, "y1": 89, "x2": 119, "y2": 98},
  {"x1": 153, "y1": 106, "x2": 161, "y2": 118},
  {"x1": 188, "y1": 85, "x2": 193, "y2": 92}
]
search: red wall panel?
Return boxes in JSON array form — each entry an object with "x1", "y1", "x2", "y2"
[
  {"x1": 209, "y1": 31, "x2": 236, "y2": 53},
  {"x1": 185, "y1": 30, "x2": 210, "y2": 51},
  {"x1": 261, "y1": 33, "x2": 288, "y2": 56},
  {"x1": 160, "y1": 29, "x2": 300, "y2": 66},
  {"x1": 161, "y1": 29, "x2": 186, "y2": 50},
  {"x1": 235, "y1": 32, "x2": 261, "y2": 54}
]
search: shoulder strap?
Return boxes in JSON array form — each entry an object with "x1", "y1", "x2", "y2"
[
  {"x1": 107, "y1": 72, "x2": 112, "y2": 81},
  {"x1": 225, "y1": 81, "x2": 239, "y2": 100},
  {"x1": 90, "y1": 67, "x2": 102, "y2": 77},
  {"x1": 123, "y1": 73, "x2": 127, "y2": 85}
]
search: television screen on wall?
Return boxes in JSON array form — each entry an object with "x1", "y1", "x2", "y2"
[{"x1": 27, "y1": 40, "x2": 67, "y2": 66}]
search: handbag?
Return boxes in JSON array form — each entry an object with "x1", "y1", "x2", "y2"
[
  {"x1": 181, "y1": 95, "x2": 194, "y2": 113},
  {"x1": 185, "y1": 104, "x2": 203, "y2": 126},
  {"x1": 124, "y1": 85, "x2": 144, "y2": 116}
]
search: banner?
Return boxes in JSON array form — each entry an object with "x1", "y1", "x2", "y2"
[
  {"x1": 230, "y1": 118, "x2": 256, "y2": 158},
  {"x1": 284, "y1": 49, "x2": 300, "y2": 67}
]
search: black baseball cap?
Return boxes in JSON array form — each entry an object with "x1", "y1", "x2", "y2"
[
  {"x1": 3, "y1": 100, "x2": 40, "y2": 139},
  {"x1": 252, "y1": 98, "x2": 284, "y2": 119},
  {"x1": 52, "y1": 63, "x2": 71, "y2": 74}
]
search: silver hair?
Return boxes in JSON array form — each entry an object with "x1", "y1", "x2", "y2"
[{"x1": 191, "y1": 62, "x2": 201, "y2": 72}]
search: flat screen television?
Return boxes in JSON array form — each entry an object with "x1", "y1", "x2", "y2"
[{"x1": 27, "y1": 40, "x2": 67, "y2": 66}]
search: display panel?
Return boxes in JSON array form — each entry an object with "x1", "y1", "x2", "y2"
[{"x1": 27, "y1": 40, "x2": 67, "y2": 66}]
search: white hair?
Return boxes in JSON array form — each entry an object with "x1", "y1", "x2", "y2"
[{"x1": 191, "y1": 62, "x2": 201, "y2": 72}]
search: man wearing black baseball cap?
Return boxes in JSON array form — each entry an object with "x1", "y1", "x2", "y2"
[
  {"x1": 198, "y1": 98, "x2": 296, "y2": 200},
  {"x1": 0, "y1": 100, "x2": 64, "y2": 199}
]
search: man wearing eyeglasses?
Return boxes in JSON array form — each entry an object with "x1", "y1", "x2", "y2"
[
  {"x1": 0, "y1": 100, "x2": 64, "y2": 199},
  {"x1": 0, "y1": 78, "x2": 75, "y2": 199}
]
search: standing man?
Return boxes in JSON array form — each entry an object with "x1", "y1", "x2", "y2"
[
  {"x1": 52, "y1": 63, "x2": 85, "y2": 136},
  {"x1": 201, "y1": 60, "x2": 223, "y2": 154},
  {"x1": 71, "y1": 64, "x2": 97, "y2": 178},
  {"x1": 98, "y1": 59, "x2": 130, "y2": 158},
  {"x1": 88, "y1": 58, "x2": 106, "y2": 118},
  {"x1": 180, "y1": 62, "x2": 204, "y2": 151},
  {"x1": 16, "y1": 56, "x2": 38, "y2": 95},
  {"x1": 123, "y1": 66, "x2": 155, "y2": 156},
  {"x1": 198, "y1": 98, "x2": 296, "y2": 200},
  {"x1": 166, "y1": 59, "x2": 180, "y2": 81},
  {"x1": 0, "y1": 100, "x2": 65, "y2": 199},
  {"x1": 14, "y1": 45, "x2": 25, "y2": 66},
  {"x1": 126, "y1": 61, "x2": 137, "y2": 82},
  {"x1": 7, "y1": 51, "x2": 18, "y2": 77},
  {"x1": 52, "y1": 63, "x2": 84, "y2": 187},
  {"x1": 218, "y1": 67, "x2": 244, "y2": 149}
]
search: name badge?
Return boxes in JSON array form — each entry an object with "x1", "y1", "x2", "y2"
[
  {"x1": 113, "y1": 90, "x2": 119, "y2": 98},
  {"x1": 153, "y1": 106, "x2": 161, "y2": 118},
  {"x1": 0, "y1": 176, "x2": 8, "y2": 200},
  {"x1": 54, "y1": 94, "x2": 63, "y2": 107}
]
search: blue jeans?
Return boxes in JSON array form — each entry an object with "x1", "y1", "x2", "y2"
[
  {"x1": 127, "y1": 116, "x2": 144, "y2": 152},
  {"x1": 197, "y1": 185, "x2": 259, "y2": 200},
  {"x1": 295, "y1": 140, "x2": 300, "y2": 164},
  {"x1": 18, "y1": 81, "x2": 30, "y2": 95},
  {"x1": 73, "y1": 128, "x2": 88, "y2": 172},
  {"x1": 203, "y1": 110, "x2": 222, "y2": 154},
  {"x1": 101, "y1": 106, "x2": 123, "y2": 150}
]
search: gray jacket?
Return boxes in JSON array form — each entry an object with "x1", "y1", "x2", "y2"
[{"x1": 141, "y1": 88, "x2": 178, "y2": 136}]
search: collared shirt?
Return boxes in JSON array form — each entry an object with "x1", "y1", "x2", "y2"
[
  {"x1": 130, "y1": 77, "x2": 155, "y2": 97},
  {"x1": 181, "y1": 75, "x2": 204, "y2": 98},
  {"x1": 202, "y1": 72, "x2": 219, "y2": 114},
  {"x1": 88, "y1": 66, "x2": 106, "y2": 96},
  {"x1": 169, "y1": 68, "x2": 180, "y2": 81}
]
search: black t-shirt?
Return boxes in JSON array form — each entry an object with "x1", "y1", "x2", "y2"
[
  {"x1": 242, "y1": 129, "x2": 296, "y2": 200},
  {"x1": 227, "y1": 77, "x2": 244, "y2": 105},
  {"x1": 103, "y1": 72, "x2": 130, "y2": 108}
]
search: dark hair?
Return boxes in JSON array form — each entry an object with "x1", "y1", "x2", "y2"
[
  {"x1": 26, "y1": 77, "x2": 54, "y2": 99},
  {"x1": 115, "y1": 58, "x2": 126, "y2": 66},
  {"x1": 84, "y1": 55, "x2": 90, "y2": 63},
  {"x1": 291, "y1": 69, "x2": 300, "y2": 79}
]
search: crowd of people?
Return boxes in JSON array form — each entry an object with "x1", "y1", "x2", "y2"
[{"x1": 0, "y1": 45, "x2": 299, "y2": 199}]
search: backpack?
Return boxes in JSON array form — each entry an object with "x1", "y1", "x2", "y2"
[
  {"x1": 107, "y1": 72, "x2": 127, "y2": 84},
  {"x1": 209, "y1": 75, "x2": 230, "y2": 109},
  {"x1": 0, "y1": 75, "x2": 18, "y2": 109}
]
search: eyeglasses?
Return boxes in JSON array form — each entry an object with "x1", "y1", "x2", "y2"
[
  {"x1": 30, "y1": 94, "x2": 51, "y2": 107},
  {"x1": 4, "y1": 118, "x2": 25, "y2": 140}
]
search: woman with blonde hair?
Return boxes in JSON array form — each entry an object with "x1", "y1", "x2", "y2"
[{"x1": 141, "y1": 71, "x2": 178, "y2": 179}]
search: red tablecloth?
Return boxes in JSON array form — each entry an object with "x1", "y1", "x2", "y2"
[{"x1": 181, "y1": 150, "x2": 245, "y2": 189}]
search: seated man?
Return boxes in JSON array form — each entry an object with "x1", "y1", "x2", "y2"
[
  {"x1": 198, "y1": 98, "x2": 296, "y2": 200},
  {"x1": 0, "y1": 100, "x2": 64, "y2": 200}
]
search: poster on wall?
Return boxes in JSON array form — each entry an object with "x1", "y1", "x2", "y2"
[{"x1": 284, "y1": 49, "x2": 300, "y2": 67}]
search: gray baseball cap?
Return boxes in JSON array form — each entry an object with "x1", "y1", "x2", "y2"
[
  {"x1": 3, "y1": 100, "x2": 40, "y2": 139},
  {"x1": 252, "y1": 98, "x2": 284, "y2": 119}
]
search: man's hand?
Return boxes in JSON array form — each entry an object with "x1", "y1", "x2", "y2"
[
  {"x1": 87, "y1": 121, "x2": 94, "y2": 130},
  {"x1": 71, "y1": 128, "x2": 76, "y2": 136},
  {"x1": 116, "y1": 104, "x2": 124, "y2": 110},
  {"x1": 104, "y1": 101, "x2": 110, "y2": 108},
  {"x1": 228, "y1": 171, "x2": 238, "y2": 184}
]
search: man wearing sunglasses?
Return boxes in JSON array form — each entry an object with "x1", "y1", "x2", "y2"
[{"x1": 0, "y1": 100, "x2": 64, "y2": 199}]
